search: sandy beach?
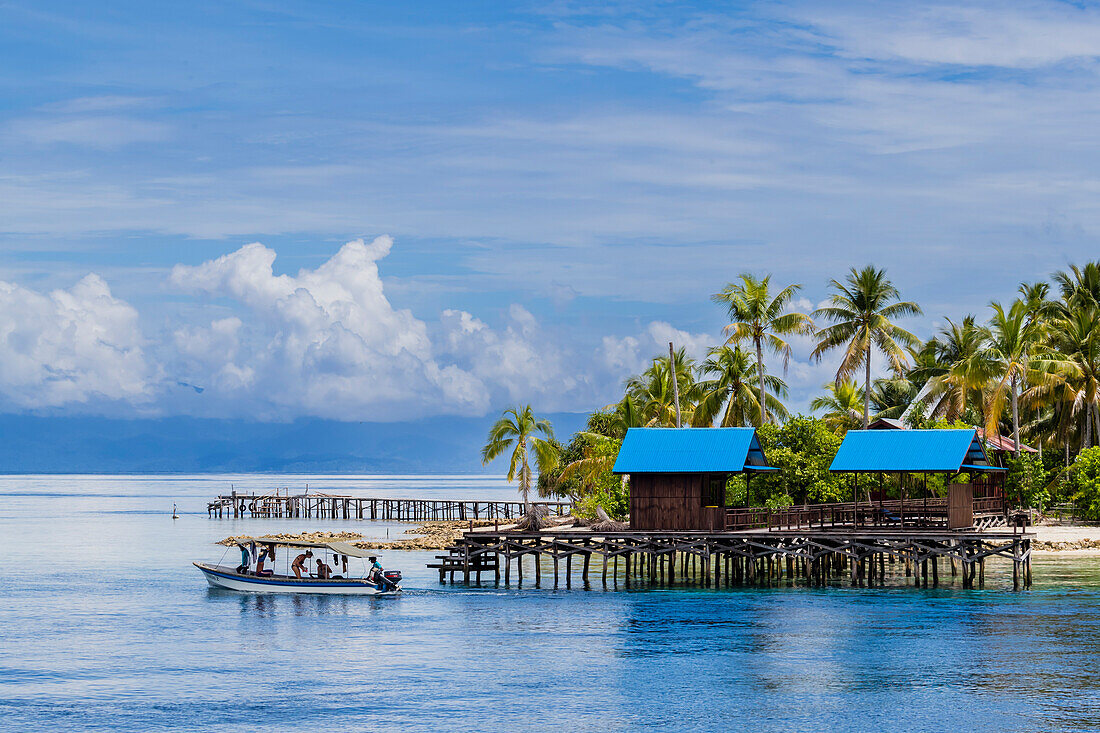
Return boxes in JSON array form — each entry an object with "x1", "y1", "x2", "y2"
[{"x1": 1028, "y1": 525, "x2": 1100, "y2": 554}]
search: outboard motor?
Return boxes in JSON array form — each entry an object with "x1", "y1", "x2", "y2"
[{"x1": 382, "y1": 570, "x2": 402, "y2": 589}]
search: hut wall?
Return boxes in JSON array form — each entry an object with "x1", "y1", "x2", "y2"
[
  {"x1": 948, "y1": 483, "x2": 974, "y2": 529},
  {"x1": 630, "y1": 474, "x2": 723, "y2": 531}
]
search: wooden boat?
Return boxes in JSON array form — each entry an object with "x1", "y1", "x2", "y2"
[{"x1": 195, "y1": 537, "x2": 401, "y2": 595}]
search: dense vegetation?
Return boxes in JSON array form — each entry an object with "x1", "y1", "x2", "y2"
[{"x1": 489, "y1": 263, "x2": 1100, "y2": 519}]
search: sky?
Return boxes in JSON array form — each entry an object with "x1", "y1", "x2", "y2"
[{"x1": 3, "y1": 0, "x2": 1100, "y2": 426}]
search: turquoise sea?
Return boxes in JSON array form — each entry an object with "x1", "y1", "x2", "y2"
[{"x1": 3, "y1": 475, "x2": 1100, "y2": 732}]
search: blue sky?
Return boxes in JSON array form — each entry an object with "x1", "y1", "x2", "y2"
[{"x1": 2, "y1": 0, "x2": 1100, "y2": 423}]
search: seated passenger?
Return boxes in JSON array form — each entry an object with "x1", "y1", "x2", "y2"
[
  {"x1": 315, "y1": 559, "x2": 332, "y2": 579},
  {"x1": 255, "y1": 544, "x2": 275, "y2": 576},
  {"x1": 291, "y1": 550, "x2": 313, "y2": 579}
]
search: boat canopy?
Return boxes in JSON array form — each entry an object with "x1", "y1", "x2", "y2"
[{"x1": 230, "y1": 537, "x2": 376, "y2": 558}]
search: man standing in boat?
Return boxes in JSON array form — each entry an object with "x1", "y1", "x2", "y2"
[{"x1": 290, "y1": 549, "x2": 313, "y2": 579}]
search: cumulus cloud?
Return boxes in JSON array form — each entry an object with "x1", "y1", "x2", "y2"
[
  {"x1": 0, "y1": 236, "x2": 845, "y2": 420},
  {"x1": 167, "y1": 237, "x2": 487, "y2": 419},
  {"x1": 602, "y1": 321, "x2": 715, "y2": 375},
  {"x1": 0, "y1": 274, "x2": 149, "y2": 409}
]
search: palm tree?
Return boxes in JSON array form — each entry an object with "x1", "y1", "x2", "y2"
[
  {"x1": 693, "y1": 345, "x2": 788, "y2": 427},
  {"x1": 811, "y1": 266, "x2": 922, "y2": 428},
  {"x1": 869, "y1": 372, "x2": 917, "y2": 421},
  {"x1": 810, "y1": 380, "x2": 865, "y2": 433},
  {"x1": 625, "y1": 348, "x2": 700, "y2": 427},
  {"x1": 481, "y1": 405, "x2": 559, "y2": 514},
  {"x1": 1054, "y1": 263, "x2": 1100, "y2": 309},
  {"x1": 985, "y1": 300, "x2": 1050, "y2": 455},
  {"x1": 1042, "y1": 309, "x2": 1100, "y2": 449},
  {"x1": 916, "y1": 316, "x2": 995, "y2": 423},
  {"x1": 712, "y1": 273, "x2": 814, "y2": 425}
]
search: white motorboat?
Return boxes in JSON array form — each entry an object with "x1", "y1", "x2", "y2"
[{"x1": 195, "y1": 537, "x2": 401, "y2": 595}]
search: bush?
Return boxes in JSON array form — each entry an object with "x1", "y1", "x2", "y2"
[
  {"x1": 1071, "y1": 447, "x2": 1100, "y2": 520},
  {"x1": 752, "y1": 416, "x2": 847, "y2": 505},
  {"x1": 1004, "y1": 453, "x2": 1050, "y2": 510}
]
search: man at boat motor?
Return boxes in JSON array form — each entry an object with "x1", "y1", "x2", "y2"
[
  {"x1": 368, "y1": 557, "x2": 398, "y2": 591},
  {"x1": 290, "y1": 549, "x2": 313, "y2": 579}
]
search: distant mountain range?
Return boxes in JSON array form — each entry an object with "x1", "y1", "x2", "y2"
[{"x1": 0, "y1": 413, "x2": 590, "y2": 473}]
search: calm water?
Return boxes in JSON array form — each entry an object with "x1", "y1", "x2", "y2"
[{"x1": 3, "y1": 475, "x2": 1100, "y2": 732}]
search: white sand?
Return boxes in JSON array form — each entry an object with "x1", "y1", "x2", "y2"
[{"x1": 1029, "y1": 524, "x2": 1100, "y2": 555}]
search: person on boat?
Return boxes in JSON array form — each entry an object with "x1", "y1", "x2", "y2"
[
  {"x1": 368, "y1": 557, "x2": 392, "y2": 590},
  {"x1": 315, "y1": 558, "x2": 332, "y2": 579},
  {"x1": 291, "y1": 549, "x2": 313, "y2": 579},
  {"x1": 255, "y1": 544, "x2": 275, "y2": 576},
  {"x1": 236, "y1": 544, "x2": 251, "y2": 574}
]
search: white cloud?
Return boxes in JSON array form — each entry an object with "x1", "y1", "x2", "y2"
[
  {"x1": 10, "y1": 116, "x2": 171, "y2": 149},
  {"x1": 601, "y1": 321, "x2": 715, "y2": 375},
  {"x1": 0, "y1": 274, "x2": 149, "y2": 408},
  {"x1": 167, "y1": 237, "x2": 486, "y2": 419}
]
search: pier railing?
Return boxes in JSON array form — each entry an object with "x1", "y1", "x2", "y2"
[{"x1": 742, "y1": 495, "x2": 1005, "y2": 532}]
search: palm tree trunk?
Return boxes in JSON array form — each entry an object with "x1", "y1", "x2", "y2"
[
  {"x1": 519, "y1": 437, "x2": 530, "y2": 513},
  {"x1": 863, "y1": 344, "x2": 871, "y2": 429},
  {"x1": 1011, "y1": 374, "x2": 1020, "y2": 456},
  {"x1": 756, "y1": 339, "x2": 767, "y2": 426}
]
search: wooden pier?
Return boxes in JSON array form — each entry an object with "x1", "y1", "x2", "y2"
[
  {"x1": 430, "y1": 528, "x2": 1033, "y2": 590},
  {"x1": 207, "y1": 490, "x2": 570, "y2": 522}
]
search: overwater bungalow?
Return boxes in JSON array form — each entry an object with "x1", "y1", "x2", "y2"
[{"x1": 611, "y1": 427, "x2": 777, "y2": 531}]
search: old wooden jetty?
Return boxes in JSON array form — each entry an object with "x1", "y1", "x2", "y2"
[
  {"x1": 428, "y1": 426, "x2": 1035, "y2": 591},
  {"x1": 429, "y1": 526, "x2": 1033, "y2": 590},
  {"x1": 207, "y1": 490, "x2": 570, "y2": 522}
]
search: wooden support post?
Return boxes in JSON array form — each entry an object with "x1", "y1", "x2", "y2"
[{"x1": 582, "y1": 552, "x2": 591, "y2": 585}]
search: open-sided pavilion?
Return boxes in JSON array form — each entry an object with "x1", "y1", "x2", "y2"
[{"x1": 827, "y1": 428, "x2": 1007, "y2": 529}]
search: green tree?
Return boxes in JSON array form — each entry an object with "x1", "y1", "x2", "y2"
[
  {"x1": 539, "y1": 408, "x2": 636, "y2": 520},
  {"x1": 810, "y1": 380, "x2": 864, "y2": 434},
  {"x1": 751, "y1": 417, "x2": 846, "y2": 505},
  {"x1": 916, "y1": 316, "x2": 995, "y2": 423},
  {"x1": 1070, "y1": 446, "x2": 1100, "y2": 520},
  {"x1": 693, "y1": 345, "x2": 788, "y2": 427},
  {"x1": 985, "y1": 300, "x2": 1049, "y2": 455},
  {"x1": 1004, "y1": 453, "x2": 1050, "y2": 510},
  {"x1": 812, "y1": 266, "x2": 922, "y2": 428},
  {"x1": 625, "y1": 347, "x2": 700, "y2": 427},
  {"x1": 481, "y1": 405, "x2": 559, "y2": 513},
  {"x1": 712, "y1": 273, "x2": 814, "y2": 425}
]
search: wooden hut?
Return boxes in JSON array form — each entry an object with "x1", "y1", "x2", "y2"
[
  {"x1": 829, "y1": 428, "x2": 1006, "y2": 529},
  {"x1": 613, "y1": 427, "x2": 777, "y2": 531}
]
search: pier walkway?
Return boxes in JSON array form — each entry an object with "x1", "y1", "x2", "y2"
[{"x1": 431, "y1": 527, "x2": 1033, "y2": 590}]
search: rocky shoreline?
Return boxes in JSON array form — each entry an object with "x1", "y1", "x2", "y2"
[{"x1": 220, "y1": 523, "x2": 1100, "y2": 555}]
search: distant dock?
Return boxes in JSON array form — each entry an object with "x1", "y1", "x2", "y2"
[{"x1": 207, "y1": 490, "x2": 571, "y2": 522}]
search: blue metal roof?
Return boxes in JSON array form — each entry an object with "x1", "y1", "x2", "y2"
[
  {"x1": 612, "y1": 427, "x2": 772, "y2": 474},
  {"x1": 829, "y1": 429, "x2": 996, "y2": 473}
]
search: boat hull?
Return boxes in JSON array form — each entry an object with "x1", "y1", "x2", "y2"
[{"x1": 194, "y1": 562, "x2": 399, "y2": 595}]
